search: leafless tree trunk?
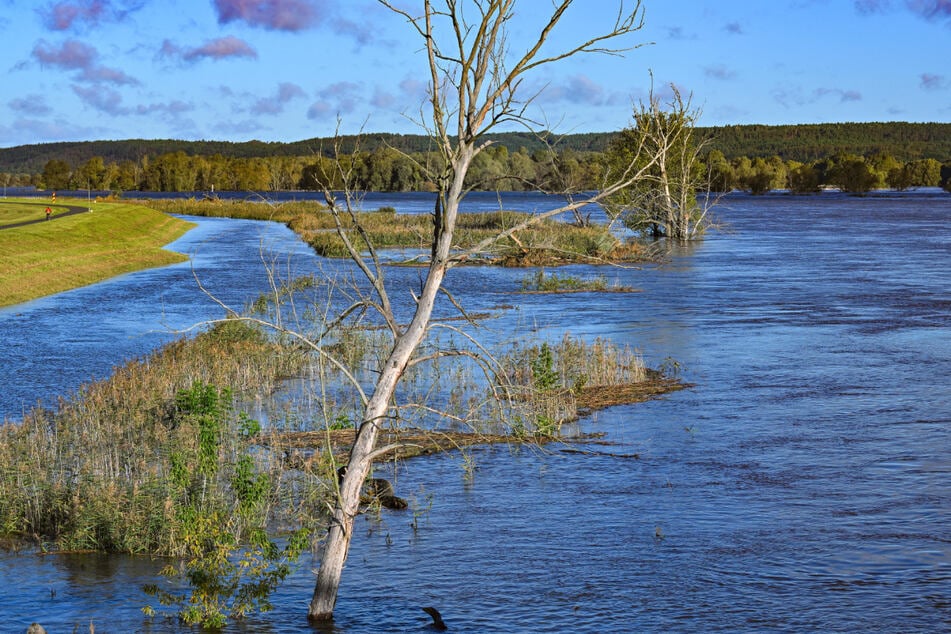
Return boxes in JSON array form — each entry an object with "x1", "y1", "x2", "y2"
[
  {"x1": 604, "y1": 85, "x2": 719, "y2": 241},
  {"x1": 308, "y1": 0, "x2": 650, "y2": 621}
]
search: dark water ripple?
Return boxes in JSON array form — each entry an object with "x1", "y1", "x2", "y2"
[{"x1": 1, "y1": 190, "x2": 950, "y2": 632}]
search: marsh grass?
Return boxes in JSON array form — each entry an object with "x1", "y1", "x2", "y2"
[
  {"x1": 293, "y1": 209, "x2": 648, "y2": 264},
  {"x1": 0, "y1": 199, "x2": 194, "y2": 307},
  {"x1": 138, "y1": 198, "x2": 316, "y2": 223},
  {"x1": 294, "y1": 327, "x2": 656, "y2": 441},
  {"x1": 498, "y1": 334, "x2": 652, "y2": 436},
  {"x1": 138, "y1": 198, "x2": 650, "y2": 265},
  {"x1": 518, "y1": 269, "x2": 637, "y2": 293},
  {"x1": 0, "y1": 319, "x2": 316, "y2": 555}
]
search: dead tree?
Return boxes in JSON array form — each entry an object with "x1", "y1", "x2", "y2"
[
  {"x1": 307, "y1": 0, "x2": 652, "y2": 622},
  {"x1": 604, "y1": 85, "x2": 718, "y2": 241}
]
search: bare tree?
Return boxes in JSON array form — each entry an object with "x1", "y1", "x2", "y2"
[
  {"x1": 604, "y1": 84, "x2": 718, "y2": 241},
  {"x1": 306, "y1": 0, "x2": 653, "y2": 622}
]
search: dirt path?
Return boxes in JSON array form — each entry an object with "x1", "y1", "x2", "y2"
[{"x1": 0, "y1": 200, "x2": 91, "y2": 229}]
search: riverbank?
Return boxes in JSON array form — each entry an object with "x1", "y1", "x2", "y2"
[{"x1": 0, "y1": 198, "x2": 194, "y2": 307}]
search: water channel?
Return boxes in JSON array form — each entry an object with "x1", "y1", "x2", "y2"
[{"x1": 1, "y1": 191, "x2": 949, "y2": 632}]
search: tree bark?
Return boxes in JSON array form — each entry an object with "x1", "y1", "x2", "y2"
[
  {"x1": 307, "y1": 0, "x2": 645, "y2": 621},
  {"x1": 308, "y1": 265, "x2": 447, "y2": 620}
]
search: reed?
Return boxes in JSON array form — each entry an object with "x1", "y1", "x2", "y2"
[
  {"x1": 520, "y1": 269, "x2": 610, "y2": 292},
  {"x1": 136, "y1": 198, "x2": 649, "y2": 265},
  {"x1": 137, "y1": 198, "x2": 319, "y2": 223},
  {"x1": 0, "y1": 319, "x2": 315, "y2": 555},
  {"x1": 496, "y1": 333, "x2": 650, "y2": 435}
]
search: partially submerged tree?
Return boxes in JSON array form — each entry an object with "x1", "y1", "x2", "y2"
[
  {"x1": 603, "y1": 85, "x2": 716, "y2": 241},
  {"x1": 829, "y1": 154, "x2": 878, "y2": 194},
  {"x1": 305, "y1": 0, "x2": 654, "y2": 623}
]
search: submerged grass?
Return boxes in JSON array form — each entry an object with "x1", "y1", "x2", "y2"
[
  {"x1": 519, "y1": 269, "x2": 638, "y2": 293},
  {"x1": 0, "y1": 199, "x2": 194, "y2": 307},
  {"x1": 0, "y1": 319, "x2": 314, "y2": 555},
  {"x1": 139, "y1": 198, "x2": 650, "y2": 266}
]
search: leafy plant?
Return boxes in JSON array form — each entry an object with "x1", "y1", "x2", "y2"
[
  {"x1": 143, "y1": 381, "x2": 308, "y2": 628},
  {"x1": 531, "y1": 342, "x2": 559, "y2": 391},
  {"x1": 326, "y1": 413, "x2": 354, "y2": 430}
]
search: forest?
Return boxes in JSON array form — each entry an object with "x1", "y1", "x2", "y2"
[{"x1": 1, "y1": 122, "x2": 949, "y2": 195}]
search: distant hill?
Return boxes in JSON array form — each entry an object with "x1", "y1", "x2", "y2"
[
  {"x1": 1, "y1": 122, "x2": 949, "y2": 173},
  {"x1": 701, "y1": 122, "x2": 951, "y2": 162}
]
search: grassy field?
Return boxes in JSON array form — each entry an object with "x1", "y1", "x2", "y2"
[
  {"x1": 0, "y1": 198, "x2": 195, "y2": 307},
  {"x1": 0, "y1": 199, "x2": 68, "y2": 224}
]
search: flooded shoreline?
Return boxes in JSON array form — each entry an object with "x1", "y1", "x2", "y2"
[{"x1": 2, "y1": 191, "x2": 949, "y2": 632}]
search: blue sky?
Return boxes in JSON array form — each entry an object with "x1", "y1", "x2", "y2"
[{"x1": 0, "y1": 0, "x2": 948, "y2": 148}]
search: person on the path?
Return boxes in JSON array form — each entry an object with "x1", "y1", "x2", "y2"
[{"x1": 45, "y1": 207, "x2": 51, "y2": 221}]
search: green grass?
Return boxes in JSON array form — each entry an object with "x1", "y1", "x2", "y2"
[
  {"x1": 0, "y1": 198, "x2": 195, "y2": 307},
  {"x1": 0, "y1": 199, "x2": 72, "y2": 225},
  {"x1": 0, "y1": 319, "x2": 313, "y2": 554}
]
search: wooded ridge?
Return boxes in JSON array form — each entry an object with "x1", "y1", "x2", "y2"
[{"x1": 2, "y1": 122, "x2": 949, "y2": 174}]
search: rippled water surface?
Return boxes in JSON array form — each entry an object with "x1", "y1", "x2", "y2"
[{"x1": 1, "y1": 191, "x2": 949, "y2": 632}]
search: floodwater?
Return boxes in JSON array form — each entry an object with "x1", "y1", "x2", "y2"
[{"x1": 1, "y1": 191, "x2": 949, "y2": 632}]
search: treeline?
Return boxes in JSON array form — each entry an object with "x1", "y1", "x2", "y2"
[
  {"x1": 4, "y1": 146, "x2": 950, "y2": 195},
  {"x1": 704, "y1": 151, "x2": 948, "y2": 194},
  {"x1": 703, "y1": 122, "x2": 951, "y2": 162},
  {"x1": 5, "y1": 146, "x2": 604, "y2": 193},
  {"x1": 2, "y1": 124, "x2": 950, "y2": 194},
  {"x1": 2, "y1": 122, "x2": 949, "y2": 174},
  {"x1": 0, "y1": 132, "x2": 574, "y2": 175}
]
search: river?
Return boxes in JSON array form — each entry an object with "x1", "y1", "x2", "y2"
[{"x1": 1, "y1": 190, "x2": 949, "y2": 632}]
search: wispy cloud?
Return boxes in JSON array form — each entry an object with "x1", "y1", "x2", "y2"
[
  {"x1": 907, "y1": 0, "x2": 951, "y2": 23},
  {"x1": 854, "y1": 0, "x2": 890, "y2": 14},
  {"x1": 854, "y1": 0, "x2": 951, "y2": 24},
  {"x1": 135, "y1": 100, "x2": 194, "y2": 116},
  {"x1": 251, "y1": 82, "x2": 306, "y2": 115},
  {"x1": 306, "y1": 101, "x2": 332, "y2": 120},
  {"x1": 330, "y1": 16, "x2": 374, "y2": 46},
  {"x1": 132, "y1": 100, "x2": 196, "y2": 131},
  {"x1": 540, "y1": 74, "x2": 624, "y2": 106},
  {"x1": 399, "y1": 77, "x2": 428, "y2": 104},
  {"x1": 814, "y1": 87, "x2": 863, "y2": 102},
  {"x1": 160, "y1": 36, "x2": 258, "y2": 63},
  {"x1": 370, "y1": 87, "x2": 395, "y2": 109},
  {"x1": 771, "y1": 85, "x2": 863, "y2": 108},
  {"x1": 920, "y1": 73, "x2": 948, "y2": 89},
  {"x1": 705, "y1": 65, "x2": 738, "y2": 81},
  {"x1": 184, "y1": 36, "x2": 257, "y2": 62},
  {"x1": 213, "y1": 0, "x2": 324, "y2": 32},
  {"x1": 665, "y1": 26, "x2": 694, "y2": 40},
  {"x1": 213, "y1": 119, "x2": 266, "y2": 136},
  {"x1": 8, "y1": 94, "x2": 52, "y2": 116},
  {"x1": 724, "y1": 21, "x2": 744, "y2": 34},
  {"x1": 307, "y1": 81, "x2": 362, "y2": 120},
  {"x1": 0, "y1": 117, "x2": 102, "y2": 146},
  {"x1": 33, "y1": 38, "x2": 96, "y2": 69},
  {"x1": 32, "y1": 38, "x2": 138, "y2": 84},
  {"x1": 37, "y1": 0, "x2": 144, "y2": 31},
  {"x1": 72, "y1": 83, "x2": 128, "y2": 115}
]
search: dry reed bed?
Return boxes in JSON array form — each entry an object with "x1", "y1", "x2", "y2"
[{"x1": 139, "y1": 198, "x2": 649, "y2": 265}]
